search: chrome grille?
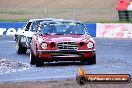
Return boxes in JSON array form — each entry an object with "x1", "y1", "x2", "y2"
[{"x1": 57, "y1": 42, "x2": 78, "y2": 50}]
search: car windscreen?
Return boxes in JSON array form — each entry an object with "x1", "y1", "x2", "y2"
[
  {"x1": 40, "y1": 22, "x2": 87, "y2": 35},
  {"x1": 31, "y1": 20, "x2": 48, "y2": 32}
]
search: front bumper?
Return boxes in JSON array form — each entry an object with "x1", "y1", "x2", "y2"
[
  {"x1": 37, "y1": 49, "x2": 96, "y2": 59},
  {"x1": 38, "y1": 49, "x2": 96, "y2": 53}
]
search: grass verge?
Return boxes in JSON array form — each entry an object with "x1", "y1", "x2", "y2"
[
  {"x1": 0, "y1": 19, "x2": 132, "y2": 23},
  {"x1": 0, "y1": 19, "x2": 27, "y2": 22}
]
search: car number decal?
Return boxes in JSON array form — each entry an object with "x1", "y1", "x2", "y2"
[{"x1": 21, "y1": 36, "x2": 26, "y2": 42}]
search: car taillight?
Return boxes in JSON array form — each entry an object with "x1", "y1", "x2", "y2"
[
  {"x1": 41, "y1": 42, "x2": 48, "y2": 49},
  {"x1": 87, "y1": 41, "x2": 94, "y2": 49}
]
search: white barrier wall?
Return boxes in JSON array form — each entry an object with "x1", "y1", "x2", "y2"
[
  {"x1": 0, "y1": 22, "x2": 96, "y2": 37},
  {"x1": 0, "y1": 22, "x2": 132, "y2": 38},
  {"x1": 96, "y1": 23, "x2": 132, "y2": 38},
  {"x1": 0, "y1": 22, "x2": 25, "y2": 36}
]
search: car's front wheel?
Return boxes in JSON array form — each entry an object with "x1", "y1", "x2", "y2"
[
  {"x1": 16, "y1": 42, "x2": 27, "y2": 54},
  {"x1": 36, "y1": 57, "x2": 44, "y2": 67},
  {"x1": 81, "y1": 54, "x2": 96, "y2": 65},
  {"x1": 88, "y1": 55, "x2": 96, "y2": 65},
  {"x1": 30, "y1": 50, "x2": 36, "y2": 65},
  {"x1": 35, "y1": 49, "x2": 44, "y2": 67}
]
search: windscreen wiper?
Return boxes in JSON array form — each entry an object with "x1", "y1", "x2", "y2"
[
  {"x1": 43, "y1": 33, "x2": 51, "y2": 35},
  {"x1": 70, "y1": 33, "x2": 84, "y2": 35},
  {"x1": 55, "y1": 33, "x2": 64, "y2": 35}
]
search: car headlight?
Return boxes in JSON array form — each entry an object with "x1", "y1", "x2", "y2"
[
  {"x1": 41, "y1": 43, "x2": 48, "y2": 49},
  {"x1": 87, "y1": 42, "x2": 94, "y2": 49}
]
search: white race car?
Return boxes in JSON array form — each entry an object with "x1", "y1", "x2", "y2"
[{"x1": 15, "y1": 18, "x2": 62, "y2": 54}]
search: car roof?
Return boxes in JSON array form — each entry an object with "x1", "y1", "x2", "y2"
[
  {"x1": 40, "y1": 20, "x2": 82, "y2": 25},
  {"x1": 28, "y1": 18, "x2": 64, "y2": 22}
]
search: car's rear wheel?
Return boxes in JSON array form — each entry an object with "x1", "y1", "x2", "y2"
[
  {"x1": 30, "y1": 49, "x2": 36, "y2": 65},
  {"x1": 16, "y1": 42, "x2": 27, "y2": 54}
]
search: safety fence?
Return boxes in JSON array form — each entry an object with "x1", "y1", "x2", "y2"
[
  {"x1": 1, "y1": 0, "x2": 132, "y2": 22},
  {"x1": 0, "y1": 0, "x2": 120, "y2": 22}
]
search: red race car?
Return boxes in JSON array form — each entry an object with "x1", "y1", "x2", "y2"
[{"x1": 30, "y1": 20, "x2": 96, "y2": 67}]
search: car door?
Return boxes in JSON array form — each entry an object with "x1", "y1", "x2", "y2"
[{"x1": 20, "y1": 21, "x2": 33, "y2": 48}]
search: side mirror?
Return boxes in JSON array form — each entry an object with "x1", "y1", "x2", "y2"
[
  {"x1": 23, "y1": 27, "x2": 29, "y2": 31},
  {"x1": 25, "y1": 28, "x2": 29, "y2": 31},
  {"x1": 38, "y1": 32, "x2": 43, "y2": 36}
]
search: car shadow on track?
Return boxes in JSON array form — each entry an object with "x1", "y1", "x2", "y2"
[{"x1": 41, "y1": 62, "x2": 94, "y2": 67}]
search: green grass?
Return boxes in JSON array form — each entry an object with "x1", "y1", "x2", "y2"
[
  {"x1": 0, "y1": 19, "x2": 131, "y2": 23},
  {"x1": 0, "y1": 19, "x2": 27, "y2": 22}
]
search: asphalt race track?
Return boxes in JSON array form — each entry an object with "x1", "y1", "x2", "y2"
[{"x1": 0, "y1": 36, "x2": 132, "y2": 82}]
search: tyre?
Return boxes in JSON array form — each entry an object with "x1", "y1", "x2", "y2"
[
  {"x1": 36, "y1": 57, "x2": 44, "y2": 67},
  {"x1": 30, "y1": 49, "x2": 36, "y2": 65},
  {"x1": 81, "y1": 54, "x2": 96, "y2": 65},
  {"x1": 35, "y1": 49, "x2": 44, "y2": 67},
  {"x1": 16, "y1": 41, "x2": 27, "y2": 54},
  {"x1": 76, "y1": 76, "x2": 87, "y2": 85},
  {"x1": 88, "y1": 55, "x2": 96, "y2": 65}
]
